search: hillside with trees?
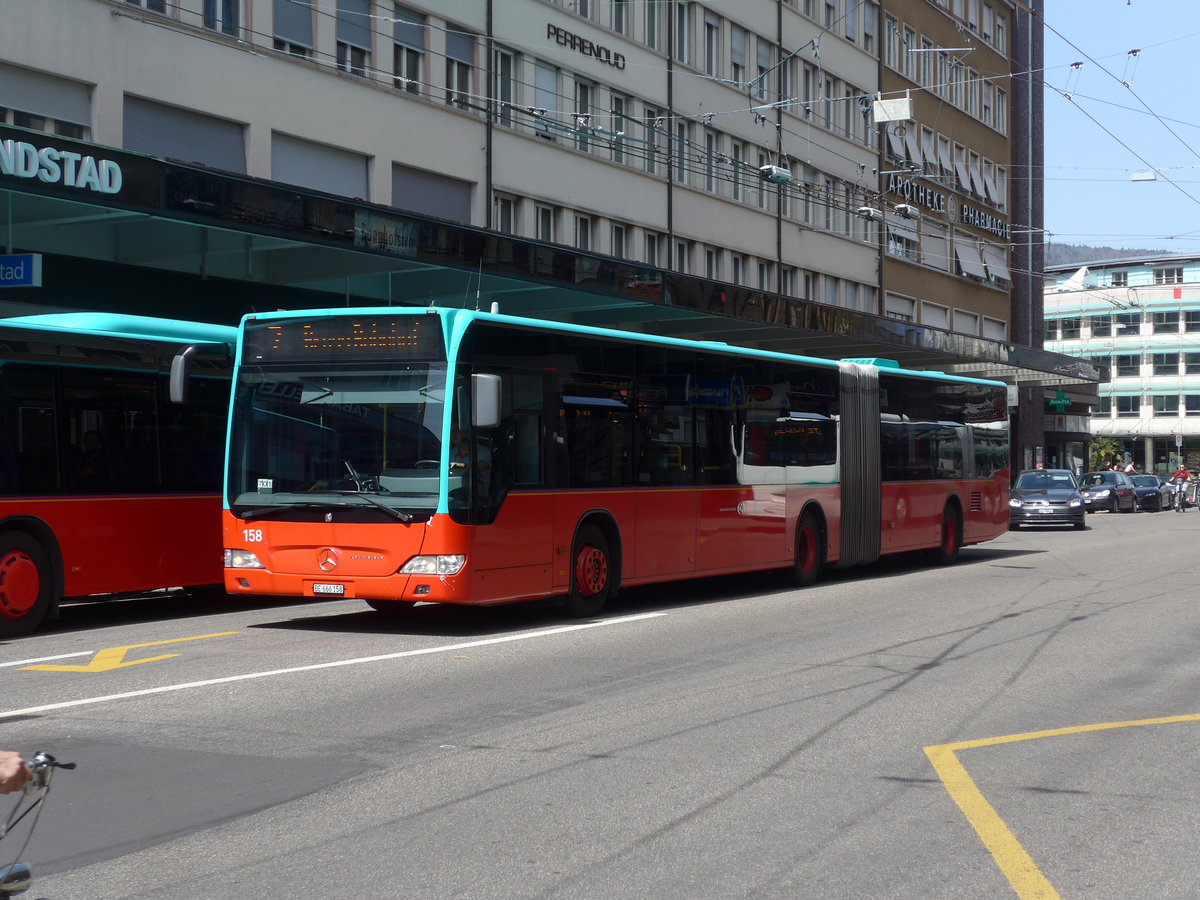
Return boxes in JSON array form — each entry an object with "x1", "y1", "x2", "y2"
[{"x1": 1044, "y1": 243, "x2": 1167, "y2": 268}]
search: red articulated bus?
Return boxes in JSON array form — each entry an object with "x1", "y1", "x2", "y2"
[
  {"x1": 222, "y1": 307, "x2": 1009, "y2": 616},
  {"x1": 0, "y1": 313, "x2": 235, "y2": 636}
]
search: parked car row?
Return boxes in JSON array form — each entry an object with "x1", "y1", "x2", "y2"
[{"x1": 1008, "y1": 468, "x2": 1187, "y2": 530}]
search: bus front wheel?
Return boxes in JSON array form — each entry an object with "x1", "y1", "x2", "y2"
[
  {"x1": 928, "y1": 504, "x2": 962, "y2": 566},
  {"x1": 793, "y1": 513, "x2": 823, "y2": 587},
  {"x1": 0, "y1": 532, "x2": 53, "y2": 638},
  {"x1": 566, "y1": 525, "x2": 611, "y2": 617}
]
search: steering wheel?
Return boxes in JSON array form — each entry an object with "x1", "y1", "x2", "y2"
[{"x1": 414, "y1": 460, "x2": 440, "y2": 469}]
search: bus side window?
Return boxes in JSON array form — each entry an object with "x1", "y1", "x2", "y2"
[{"x1": 0, "y1": 364, "x2": 57, "y2": 494}]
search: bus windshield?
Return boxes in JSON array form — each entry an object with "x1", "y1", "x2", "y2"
[{"x1": 227, "y1": 363, "x2": 449, "y2": 519}]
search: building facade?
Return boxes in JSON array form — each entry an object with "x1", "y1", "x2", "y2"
[
  {"x1": 1, "y1": 0, "x2": 1084, "y2": 471},
  {"x1": 1045, "y1": 255, "x2": 1200, "y2": 475}
]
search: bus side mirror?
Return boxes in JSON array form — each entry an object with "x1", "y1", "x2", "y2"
[
  {"x1": 472, "y1": 373, "x2": 502, "y2": 428},
  {"x1": 169, "y1": 344, "x2": 200, "y2": 404}
]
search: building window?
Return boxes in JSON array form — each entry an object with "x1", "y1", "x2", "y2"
[
  {"x1": 337, "y1": 42, "x2": 370, "y2": 77},
  {"x1": 732, "y1": 254, "x2": 745, "y2": 285},
  {"x1": 1115, "y1": 311, "x2": 1141, "y2": 334},
  {"x1": 1060, "y1": 317, "x2": 1081, "y2": 339},
  {"x1": 1187, "y1": 353, "x2": 1200, "y2": 374},
  {"x1": 534, "y1": 63, "x2": 557, "y2": 140},
  {"x1": 675, "y1": 240, "x2": 690, "y2": 273},
  {"x1": 644, "y1": 107, "x2": 661, "y2": 175},
  {"x1": 1116, "y1": 396, "x2": 1140, "y2": 418},
  {"x1": 862, "y1": 1, "x2": 877, "y2": 53},
  {"x1": 611, "y1": 224, "x2": 627, "y2": 258},
  {"x1": 445, "y1": 29, "x2": 475, "y2": 110},
  {"x1": 1098, "y1": 396, "x2": 1111, "y2": 416},
  {"x1": 203, "y1": 0, "x2": 239, "y2": 35},
  {"x1": 884, "y1": 16, "x2": 899, "y2": 70},
  {"x1": 673, "y1": 2, "x2": 693, "y2": 64},
  {"x1": 336, "y1": 0, "x2": 372, "y2": 77},
  {"x1": 730, "y1": 26, "x2": 746, "y2": 85},
  {"x1": 758, "y1": 260, "x2": 774, "y2": 291},
  {"x1": 1186, "y1": 310, "x2": 1200, "y2": 332},
  {"x1": 1153, "y1": 311, "x2": 1180, "y2": 334},
  {"x1": 575, "y1": 80, "x2": 594, "y2": 152},
  {"x1": 575, "y1": 215, "x2": 593, "y2": 250},
  {"x1": 704, "y1": 131, "x2": 718, "y2": 193},
  {"x1": 1153, "y1": 395, "x2": 1178, "y2": 416},
  {"x1": 495, "y1": 195, "x2": 517, "y2": 235},
  {"x1": 613, "y1": 0, "x2": 630, "y2": 34},
  {"x1": 1111, "y1": 270, "x2": 1128, "y2": 287},
  {"x1": 646, "y1": 0, "x2": 663, "y2": 50},
  {"x1": 673, "y1": 120, "x2": 691, "y2": 183},
  {"x1": 1090, "y1": 314, "x2": 1112, "y2": 336},
  {"x1": 1115, "y1": 354, "x2": 1140, "y2": 377},
  {"x1": 1154, "y1": 353, "x2": 1180, "y2": 375},
  {"x1": 1187, "y1": 395, "x2": 1200, "y2": 417},
  {"x1": 491, "y1": 48, "x2": 517, "y2": 126},
  {"x1": 536, "y1": 205, "x2": 557, "y2": 243},
  {"x1": 757, "y1": 41, "x2": 772, "y2": 99},
  {"x1": 611, "y1": 95, "x2": 629, "y2": 164},
  {"x1": 1154, "y1": 267, "x2": 1184, "y2": 284},
  {"x1": 705, "y1": 247, "x2": 721, "y2": 280},
  {"x1": 392, "y1": 6, "x2": 425, "y2": 94},
  {"x1": 126, "y1": 0, "x2": 167, "y2": 12},
  {"x1": 703, "y1": 14, "x2": 720, "y2": 77},
  {"x1": 644, "y1": 231, "x2": 662, "y2": 266}
]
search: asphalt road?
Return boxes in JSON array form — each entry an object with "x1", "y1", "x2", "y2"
[{"x1": 3, "y1": 507, "x2": 1200, "y2": 899}]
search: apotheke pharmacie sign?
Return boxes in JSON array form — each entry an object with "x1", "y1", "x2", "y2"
[{"x1": 0, "y1": 138, "x2": 123, "y2": 195}]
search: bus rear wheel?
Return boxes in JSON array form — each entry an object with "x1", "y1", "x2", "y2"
[
  {"x1": 928, "y1": 504, "x2": 962, "y2": 566},
  {"x1": 0, "y1": 533, "x2": 53, "y2": 638},
  {"x1": 793, "y1": 513, "x2": 823, "y2": 587},
  {"x1": 566, "y1": 525, "x2": 611, "y2": 617}
]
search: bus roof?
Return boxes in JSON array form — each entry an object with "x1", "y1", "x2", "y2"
[
  {"x1": 242, "y1": 306, "x2": 1007, "y2": 388},
  {"x1": 1, "y1": 312, "x2": 237, "y2": 346}
]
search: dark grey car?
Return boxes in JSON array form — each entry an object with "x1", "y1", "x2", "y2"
[
  {"x1": 1078, "y1": 470, "x2": 1138, "y2": 513},
  {"x1": 1009, "y1": 469, "x2": 1086, "y2": 529}
]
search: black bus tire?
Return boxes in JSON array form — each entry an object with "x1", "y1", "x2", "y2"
[
  {"x1": 566, "y1": 524, "x2": 611, "y2": 617},
  {"x1": 0, "y1": 532, "x2": 54, "y2": 638}
]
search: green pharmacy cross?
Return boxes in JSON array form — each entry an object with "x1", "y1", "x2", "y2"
[{"x1": 1048, "y1": 390, "x2": 1070, "y2": 413}]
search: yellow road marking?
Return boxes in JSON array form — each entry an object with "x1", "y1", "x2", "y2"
[
  {"x1": 925, "y1": 712, "x2": 1200, "y2": 899},
  {"x1": 22, "y1": 632, "x2": 239, "y2": 673}
]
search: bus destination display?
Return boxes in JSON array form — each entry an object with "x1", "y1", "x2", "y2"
[{"x1": 244, "y1": 314, "x2": 444, "y2": 362}]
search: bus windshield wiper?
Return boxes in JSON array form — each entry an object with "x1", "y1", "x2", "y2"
[
  {"x1": 328, "y1": 490, "x2": 414, "y2": 522},
  {"x1": 237, "y1": 501, "x2": 347, "y2": 520}
]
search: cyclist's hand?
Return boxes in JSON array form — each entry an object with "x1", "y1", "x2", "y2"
[{"x1": 0, "y1": 751, "x2": 32, "y2": 794}]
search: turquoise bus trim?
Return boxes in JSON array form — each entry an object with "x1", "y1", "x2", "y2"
[
  {"x1": 240, "y1": 306, "x2": 1008, "y2": 389},
  {"x1": 2, "y1": 312, "x2": 237, "y2": 346}
]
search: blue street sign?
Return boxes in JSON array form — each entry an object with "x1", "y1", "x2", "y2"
[{"x1": 0, "y1": 253, "x2": 42, "y2": 288}]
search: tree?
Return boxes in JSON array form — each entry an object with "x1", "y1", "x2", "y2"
[{"x1": 1089, "y1": 437, "x2": 1121, "y2": 471}]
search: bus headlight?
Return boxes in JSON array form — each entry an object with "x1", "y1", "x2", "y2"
[
  {"x1": 225, "y1": 549, "x2": 265, "y2": 569},
  {"x1": 399, "y1": 555, "x2": 466, "y2": 575}
]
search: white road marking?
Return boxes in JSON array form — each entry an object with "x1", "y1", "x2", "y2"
[
  {"x1": 0, "y1": 651, "x2": 94, "y2": 668},
  {"x1": 0, "y1": 612, "x2": 667, "y2": 718}
]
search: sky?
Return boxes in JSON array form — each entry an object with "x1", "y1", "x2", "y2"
[{"x1": 1041, "y1": 0, "x2": 1200, "y2": 252}]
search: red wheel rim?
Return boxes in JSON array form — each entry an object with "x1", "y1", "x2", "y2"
[
  {"x1": 0, "y1": 550, "x2": 40, "y2": 619},
  {"x1": 942, "y1": 513, "x2": 957, "y2": 553},
  {"x1": 573, "y1": 544, "x2": 608, "y2": 598},
  {"x1": 797, "y1": 524, "x2": 817, "y2": 575}
]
